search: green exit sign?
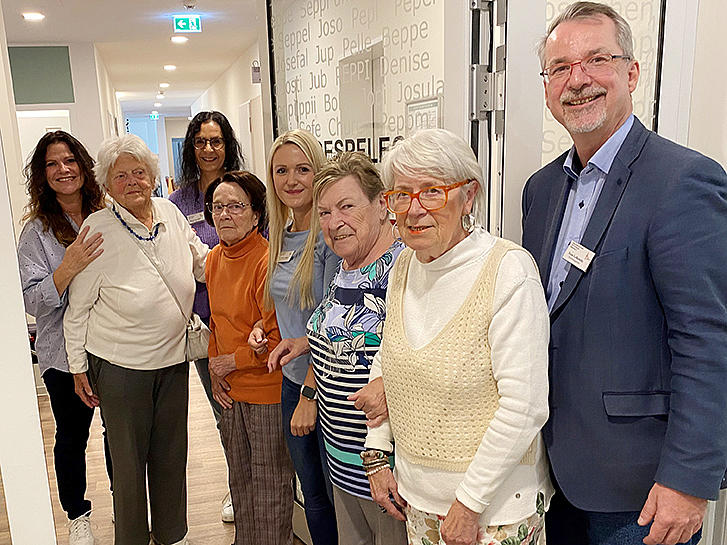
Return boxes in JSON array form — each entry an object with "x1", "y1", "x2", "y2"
[{"x1": 173, "y1": 14, "x2": 201, "y2": 33}]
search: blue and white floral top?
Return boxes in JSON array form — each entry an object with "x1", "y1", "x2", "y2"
[{"x1": 306, "y1": 240, "x2": 405, "y2": 499}]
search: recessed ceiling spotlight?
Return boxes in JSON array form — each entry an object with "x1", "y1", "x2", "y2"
[
  {"x1": 164, "y1": 65, "x2": 177, "y2": 71},
  {"x1": 171, "y1": 36, "x2": 188, "y2": 44},
  {"x1": 156, "y1": 93, "x2": 165, "y2": 100},
  {"x1": 151, "y1": 110, "x2": 159, "y2": 115},
  {"x1": 154, "y1": 102, "x2": 162, "y2": 107},
  {"x1": 22, "y1": 12, "x2": 45, "y2": 21},
  {"x1": 159, "y1": 82, "x2": 170, "y2": 88}
]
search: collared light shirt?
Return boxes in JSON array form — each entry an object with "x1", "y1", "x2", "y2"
[
  {"x1": 546, "y1": 114, "x2": 634, "y2": 310},
  {"x1": 64, "y1": 197, "x2": 208, "y2": 373}
]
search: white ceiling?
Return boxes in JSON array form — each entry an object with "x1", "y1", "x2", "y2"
[{"x1": 2, "y1": 0, "x2": 262, "y2": 115}]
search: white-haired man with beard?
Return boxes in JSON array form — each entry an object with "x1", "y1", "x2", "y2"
[{"x1": 521, "y1": 2, "x2": 727, "y2": 545}]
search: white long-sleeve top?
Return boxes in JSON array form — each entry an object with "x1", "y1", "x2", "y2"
[
  {"x1": 365, "y1": 227, "x2": 553, "y2": 525},
  {"x1": 64, "y1": 198, "x2": 208, "y2": 373}
]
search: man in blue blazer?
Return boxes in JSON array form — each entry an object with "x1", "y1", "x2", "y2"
[{"x1": 521, "y1": 3, "x2": 727, "y2": 545}]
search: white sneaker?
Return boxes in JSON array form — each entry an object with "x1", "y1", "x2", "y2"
[
  {"x1": 221, "y1": 492, "x2": 234, "y2": 523},
  {"x1": 69, "y1": 511, "x2": 95, "y2": 545}
]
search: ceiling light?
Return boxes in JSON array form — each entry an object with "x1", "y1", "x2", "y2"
[
  {"x1": 154, "y1": 102, "x2": 162, "y2": 107},
  {"x1": 159, "y1": 82, "x2": 170, "y2": 88},
  {"x1": 164, "y1": 65, "x2": 177, "y2": 71},
  {"x1": 171, "y1": 36, "x2": 188, "y2": 44},
  {"x1": 156, "y1": 93, "x2": 165, "y2": 100},
  {"x1": 22, "y1": 12, "x2": 45, "y2": 21},
  {"x1": 151, "y1": 110, "x2": 159, "y2": 115}
]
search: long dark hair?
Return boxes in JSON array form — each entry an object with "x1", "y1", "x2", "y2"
[
  {"x1": 204, "y1": 171, "x2": 268, "y2": 234},
  {"x1": 23, "y1": 131, "x2": 105, "y2": 247},
  {"x1": 179, "y1": 111, "x2": 245, "y2": 189}
]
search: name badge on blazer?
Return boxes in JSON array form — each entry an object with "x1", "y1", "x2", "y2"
[
  {"x1": 278, "y1": 250, "x2": 295, "y2": 263},
  {"x1": 186, "y1": 212, "x2": 205, "y2": 225},
  {"x1": 563, "y1": 240, "x2": 595, "y2": 272}
]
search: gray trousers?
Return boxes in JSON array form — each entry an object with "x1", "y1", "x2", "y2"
[
  {"x1": 332, "y1": 485, "x2": 407, "y2": 545},
  {"x1": 219, "y1": 400, "x2": 294, "y2": 545},
  {"x1": 88, "y1": 353, "x2": 189, "y2": 545}
]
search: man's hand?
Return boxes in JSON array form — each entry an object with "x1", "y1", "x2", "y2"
[
  {"x1": 440, "y1": 500, "x2": 481, "y2": 545},
  {"x1": 209, "y1": 353, "x2": 236, "y2": 378},
  {"x1": 348, "y1": 376, "x2": 388, "y2": 427},
  {"x1": 638, "y1": 483, "x2": 706, "y2": 545},
  {"x1": 73, "y1": 372, "x2": 99, "y2": 408},
  {"x1": 267, "y1": 336, "x2": 310, "y2": 372}
]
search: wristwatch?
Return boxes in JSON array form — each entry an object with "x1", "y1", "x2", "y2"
[{"x1": 300, "y1": 384, "x2": 317, "y2": 401}]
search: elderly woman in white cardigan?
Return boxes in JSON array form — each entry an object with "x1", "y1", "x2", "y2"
[
  {"x1": 64, "y1": 134, "x2": 208, "y2": 545},
  {"x1": 363, "y1": 129, "x2": 553, "y2": 545}
]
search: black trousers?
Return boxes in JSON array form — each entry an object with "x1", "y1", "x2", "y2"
[{"x1": 42, "y1": 368, "x2": 113, "y2": 520}]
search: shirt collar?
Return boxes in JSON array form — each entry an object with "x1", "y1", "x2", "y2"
[{"x1": 563, "y1": 114, "x2": 635, "y2": 180}]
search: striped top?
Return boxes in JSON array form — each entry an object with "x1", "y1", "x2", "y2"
[{"x1": 306, "y1": 241, "x2": 405, "y2": 499}]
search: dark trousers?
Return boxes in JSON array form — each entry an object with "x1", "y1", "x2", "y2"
[
  {"x1": 42, "y1": 368, "x2": 113, "y2": 521},
  {"x1": 88, "y1": 354, "x2": 189, "y2": 545},
  {"x1": 194, "y1": 357, "x2": 222, "y2": 422},
  {"x1": 281, "y1": 376, "x2": 337, "y2": 545},
  {"x1": 546, "y1": 485, "x2": 703, "y2": 545}
]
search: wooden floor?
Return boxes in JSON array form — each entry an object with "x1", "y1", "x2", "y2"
[{"x1": 0, "y1": 369, "x2": 306, "y2": 544}]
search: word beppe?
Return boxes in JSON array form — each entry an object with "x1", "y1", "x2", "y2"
[{"x1": 321, "y1": 136, "x2": 403, "y2": 163}]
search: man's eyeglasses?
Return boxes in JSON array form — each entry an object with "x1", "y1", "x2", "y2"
[
  {"x1": 193, "y1": 137, "x2": 225, "y2": 150},
  {"x1": 540, "y1": 53, "x2": 631, "y2": 84},
  {"x1": 207, "y1": 202, "x2": 251, "y2": 215},
  {"x1": 383, "y1": 180, "x2": 469, "y2": 214}
]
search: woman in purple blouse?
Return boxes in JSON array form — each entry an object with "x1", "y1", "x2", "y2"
[
  {"x1": 168, "y1": 110, "x2": 244, "y2": 523},
  {"x1": 17, "y1": 131, "x2": 111, "y2": 545}
]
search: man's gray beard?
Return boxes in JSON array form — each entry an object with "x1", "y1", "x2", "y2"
[{"x1": 563, "y1": 107, "x2": 607, "y2": 134}]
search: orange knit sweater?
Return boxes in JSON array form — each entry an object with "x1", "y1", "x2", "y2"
[{"x1": 206, "y1": 231, "x2": 282, "y2": 404}]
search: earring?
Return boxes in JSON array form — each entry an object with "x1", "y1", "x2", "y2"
[
  {"x1": 391, "y1": 221, "x2": 401, "y2": 240},
  {"x1": 461, "y1": 213, "x2": 476, "y2": 233}
]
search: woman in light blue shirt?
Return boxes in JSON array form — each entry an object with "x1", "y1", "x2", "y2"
[
  {"x1": 251, "y1": 129, "x2": 340, "y2": 545},
  {"x1": 17, "y1": 131, "x2": 110, "y2": 545}
]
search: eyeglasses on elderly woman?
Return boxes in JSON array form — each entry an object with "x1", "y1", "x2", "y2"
[{"x1": 383, "y1": 180, "x2": 470, "y2": 214}]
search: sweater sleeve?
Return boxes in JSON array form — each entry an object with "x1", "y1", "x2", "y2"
[
  {"x1": 363, "y1": 346, "x2": 395, "y2": 452},
  {"x1": 234, "y1": 251, "x2": 281, "y2": 370},
  {"x1": 455, "y1": 250, "x2": 550, "y2": 513},
  {"x1": 63, "y1": 258, "x2": 103, "y2": 374}
]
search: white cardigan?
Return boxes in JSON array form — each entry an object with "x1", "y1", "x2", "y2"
[
  {"x1": 64, "y1": 198, "x2": 208, "y2": 373},
  {"x1": 365, "y1": 227, "x2": 554, "y2": 525}
]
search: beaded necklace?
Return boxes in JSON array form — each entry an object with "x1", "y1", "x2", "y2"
[{"x1": 112, "y1": 204, "x2": 160, "y2": 241}]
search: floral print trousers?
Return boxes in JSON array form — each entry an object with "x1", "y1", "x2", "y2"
[{"x1": 405, "y1": 500, "x2": 544, "y2": 545}]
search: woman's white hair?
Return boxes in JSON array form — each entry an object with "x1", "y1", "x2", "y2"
[
  {"x1": 380, "y1": 128, "x2": 487, "y2": 226},
  {"x1": 94, "y1": 134, "x2": 161, "y2": 190}
]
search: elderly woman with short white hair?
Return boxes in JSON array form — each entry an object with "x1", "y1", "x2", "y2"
[
  {"x1": 364, "y1": 129, "x2": 553, "y2": 545},
  {"x1": 64, "y1": 134, "x2": 208, "y2": 545}
]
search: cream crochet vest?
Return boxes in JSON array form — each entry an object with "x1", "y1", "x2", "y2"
[{"x1": 381, "y1": 238, "x2": 525, "y2": 472}]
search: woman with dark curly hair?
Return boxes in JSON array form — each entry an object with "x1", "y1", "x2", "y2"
[
  {"x1": 169, "y1": 110, "x2": 245, "y2": 522},
  {"x1": 17, "y1": 130, "x2": 111, "y2": 545}
]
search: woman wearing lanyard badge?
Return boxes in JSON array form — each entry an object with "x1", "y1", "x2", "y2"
[{"x1": 168, "y1": 110, "x2": 245, "y2": 523}]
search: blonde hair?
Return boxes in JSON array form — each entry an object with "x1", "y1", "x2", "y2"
[
  {"x1": 296, "y1": 152, "x2": 385, "y2": 294},
  {"x1": 264, "y1": 130, "x2": 327, "y2": 309}
]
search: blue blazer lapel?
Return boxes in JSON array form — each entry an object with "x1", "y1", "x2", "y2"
[
  {"x1": 550, "y1": 118, "x2": 651, "y2": 316},
  {"x1": 538, "y1": 173, "x2": 571, "y2": 287}
]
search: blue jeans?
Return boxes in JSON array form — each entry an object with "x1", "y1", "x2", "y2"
[
  {"x1": 281, "y1": 376, "x2": 337, "y2": 545},
  {"x1": 546, "y1": 489, "x2": 703, "y2": 545}
]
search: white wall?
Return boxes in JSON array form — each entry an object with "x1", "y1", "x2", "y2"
[
  {"x1": 191, "y1": 41, "x2": 266, "y2": 179},
  {"x1": 16, "y1": 110, "x2": 72, "y2": 166},
  {"x1": 687, "y1": 0, "x2": 727, "y2": 167},
  {"x1": 0, "y1": 2, "x2": 57, "y2": 543},
  {"x1": 94, "y1": 46, "x2": 123, "y2": 140}
]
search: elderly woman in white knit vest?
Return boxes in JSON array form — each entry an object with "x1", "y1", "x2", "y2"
[{"x1": 363, "y1": 129, "x2": 553, "y2": 545}]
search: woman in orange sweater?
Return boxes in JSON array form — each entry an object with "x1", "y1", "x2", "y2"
[{"x1": 204, "y1": 171, "x2": 293, "y2": 545}]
